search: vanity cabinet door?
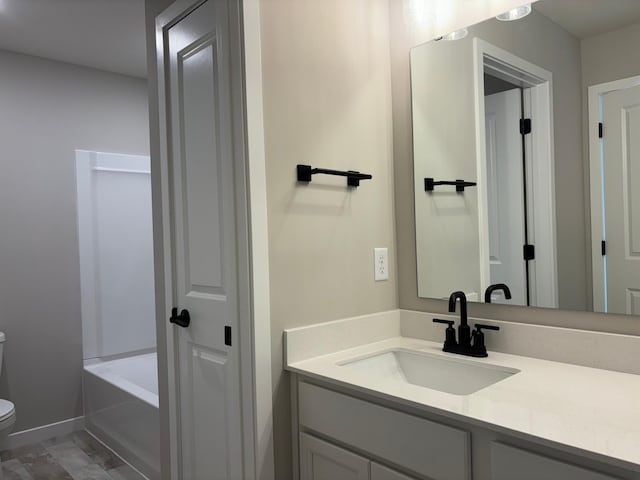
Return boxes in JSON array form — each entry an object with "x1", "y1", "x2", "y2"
[
  {"x1": 300, "y1": 433, "x2": 370, "y2": 480},
  {"x1": 491, "y1": 443, "x2": 622, "y2": 480},
  {"x1": 371, "y1": 462, "x2": 419, "y2": 480}
]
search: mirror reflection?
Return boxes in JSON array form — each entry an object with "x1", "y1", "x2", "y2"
[{"x1": 411, "y1": 0, "x2": 640, "y2": 314}]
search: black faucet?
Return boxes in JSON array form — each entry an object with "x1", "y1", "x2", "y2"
[
  {"x1": 448, "y1": 291, "x2": 470, "y2": 349},
  {"x1": 433, "y1": 291, "x2": 500, "y2": 358},
  {"x1": 484, "y1": 284, "x2": 512, "y2": 303}
]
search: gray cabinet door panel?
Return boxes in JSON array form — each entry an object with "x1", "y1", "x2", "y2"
[{"x1": 491, "y1": 443, "x2": 621, "y2": 480}]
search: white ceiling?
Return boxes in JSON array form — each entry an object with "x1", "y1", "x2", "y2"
[
  {"x1": 0, "y1": 0, "x2": 147, "y2": 78},
  {"x1": 534, "y1": 0, "x2": 640, "y2": 39},
  {"x1": 2, "y1": 1, "x2": 639, "y2": 78}
]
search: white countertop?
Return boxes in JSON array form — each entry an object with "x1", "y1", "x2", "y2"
[{"x1": 286, "y1": 336, "x2": 640, "y2": 471}]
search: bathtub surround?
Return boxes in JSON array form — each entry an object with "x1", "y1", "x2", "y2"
[
  {"x1": 75, "y1": 131, "x2": 157, "y2": 478},
  {"x1": 75, "y1": 151, "x2": 156, "y2": 360},
  {"x1": 0, "y1": 49, "x2": 149, "y2": 436}
]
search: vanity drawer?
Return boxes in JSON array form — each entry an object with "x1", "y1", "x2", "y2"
[
  {"x1": 298, "y1": 382, "x2": 471, "y2": 480},
  {"x1": 491, "y1": 443, "x2": 622, "y2": 480}
]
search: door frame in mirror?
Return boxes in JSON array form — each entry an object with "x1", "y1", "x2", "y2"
[
  {"x1": 588, "y1": 75, "x2": 640, "y2": 313},
  {"x1": 473, "y1": 38, "x2": 558, "y2": 308}
]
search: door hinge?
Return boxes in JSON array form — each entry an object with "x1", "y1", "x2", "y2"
[
  {"x1": 520, "y1": 118, "x2": 532, "y2": 135},
  {"x1": 523, "y1": 244, "x2": 535, "y2": 261},
  {"x1": 599, "y1": 122, "x2": 603, "y2": 138},
  {"x1": 601, "y1": 240, "x2": 606, "y2": 256},
  {"x1": 224, "y1": 325, "x2": 232, "y2": 346}
]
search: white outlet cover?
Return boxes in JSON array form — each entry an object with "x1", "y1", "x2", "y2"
[{"x1": 374, "y1": 248, "x2": 389, "y2": 281}]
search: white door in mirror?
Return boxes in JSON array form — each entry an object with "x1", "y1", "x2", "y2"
[
  {"x1": 374, "y1": 248, "x2": 389, "y2": 281},
  {"x1": 484, "y1": 89, "x2": 527, "y2": 305},
  {"x1": 603, "y1": 84, "x2": 640, "y2": 315}
]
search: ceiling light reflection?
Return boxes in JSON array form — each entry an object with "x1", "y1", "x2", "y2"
[
  {"x1": 496, "y1": 4, "x2": 532, "y2": 22},
  {"x1": 436, "y1": 28, "x2": 468, "y2": 41}
]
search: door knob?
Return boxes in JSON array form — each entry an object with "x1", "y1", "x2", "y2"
[{"x1": 170, "y1": 307, "x2": 190, "y2": 328}]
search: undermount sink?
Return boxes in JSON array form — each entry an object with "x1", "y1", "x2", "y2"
[{"x1": 339, "y1": 348, "x2": 519, "y2": 395}]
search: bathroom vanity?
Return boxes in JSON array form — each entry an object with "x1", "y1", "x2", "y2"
[{"x1": 285, "y1": 312, "x2": 640, "y2": 480}]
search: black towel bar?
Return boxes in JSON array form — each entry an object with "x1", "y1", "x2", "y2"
[
  {"x1": 425, "y1": 177, "x2": 477, "y2": 192},
  {"x1": 297, "y1": 164, "x2": 372, "y2": 187}
]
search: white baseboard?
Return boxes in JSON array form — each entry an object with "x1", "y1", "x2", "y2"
[{"x1": 1, "y1": 416, "x2": 85, "y2": 450}]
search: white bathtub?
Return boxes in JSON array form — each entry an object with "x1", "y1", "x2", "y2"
[{"x1": 83, "y1": 352, "x2": 160, "y2": 479}]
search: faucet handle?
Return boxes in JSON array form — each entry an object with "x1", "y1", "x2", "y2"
[
  {"x1": 433, "y1": 318, "x2": 454, "y2": 327},
  {"x1": 433, "y1": 318, "x2": 457, "y2": 351},
  {"x1": 475, "y1": 323, "x2": 499, "y2": 332},
  {"x1": 471, "y1": 323, "x2": 499, "y2": 357}
]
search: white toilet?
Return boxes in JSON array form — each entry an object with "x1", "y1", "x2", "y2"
[{"x1": 0, "y1": 333, "x2": 16, "y2": 453}]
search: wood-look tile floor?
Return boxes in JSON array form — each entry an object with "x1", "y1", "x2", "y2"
[{"x1": 0, "y1": 430, "x2": 146, "y2": 480}]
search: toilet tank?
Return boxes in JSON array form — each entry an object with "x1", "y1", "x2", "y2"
[{"x1": 0, "y1": 332, "x2": 5, "y2": 372}]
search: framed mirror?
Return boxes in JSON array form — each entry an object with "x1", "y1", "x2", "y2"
[{"x1": 410, "y1": 0, "x2": 640, "y2": 315}]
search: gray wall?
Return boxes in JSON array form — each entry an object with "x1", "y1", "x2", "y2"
[
  {"x1": 259, "y1": 1, "x2": 397, "y2": 476},
  {"x1": 581, "y1": 22, "x2": 640, "y2": 88},
  {"x1": 0, "y1": 49, "x2": 149, "y2": 432}
]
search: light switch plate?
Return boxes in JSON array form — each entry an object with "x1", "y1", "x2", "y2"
[{"x1": 374, "y1": 248, "x2": 389, "y2": 281}]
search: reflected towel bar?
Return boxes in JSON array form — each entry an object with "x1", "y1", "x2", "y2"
[
  {"x1": 297, "y1": 164, "x2": 372, "y2": 187},
  {"x1": 425, "y1": 177, "x2": 477, "y2": 192}
]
